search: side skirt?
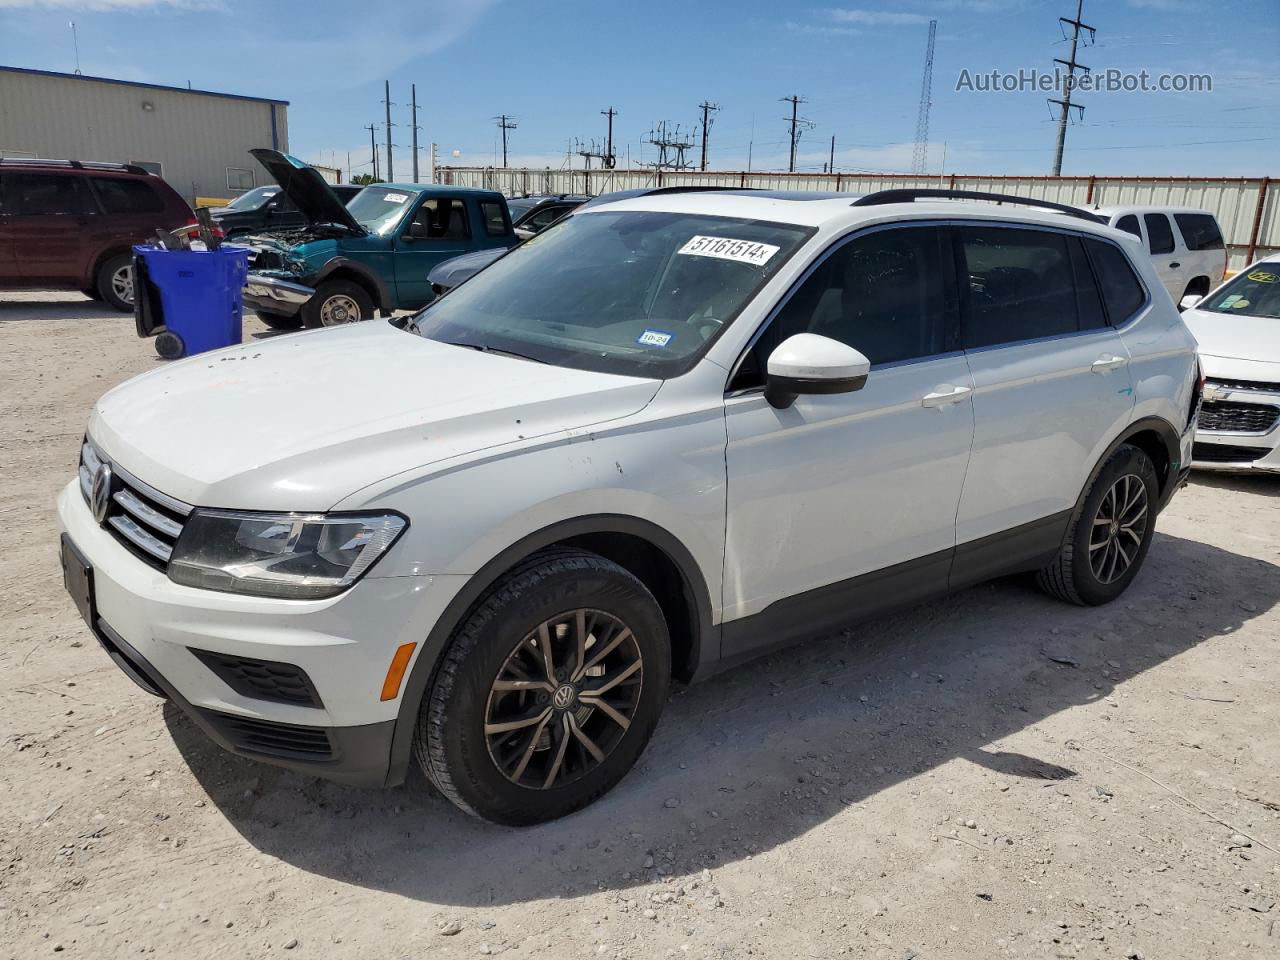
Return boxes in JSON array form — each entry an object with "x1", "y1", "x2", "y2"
[{"x1": 714, "y1": 510, "x2": 1071, "y2": 673}]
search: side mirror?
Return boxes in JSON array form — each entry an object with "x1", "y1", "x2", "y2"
[
  {"x1": 763, "y1": 333, "x2": 870, "y2": 409},
  {"x1": 1179, "y1": 293, "x2": 1204, "y2": 312},
  {"x1": 514, "y1": 226, "x2": 536, "y2": 241}
]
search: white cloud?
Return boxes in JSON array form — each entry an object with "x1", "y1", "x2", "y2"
[
  {"x1": 826, "y1": 8, "x2": 930, "y2": 25},
  {"x1": 0, "y1": 0, "x2": 216, "y2": 8},
  {"x1": 786, "y1": 20, "x2": 863, "y2": 37}
]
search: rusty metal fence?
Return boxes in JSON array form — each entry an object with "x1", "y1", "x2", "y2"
[{"x1": 438, "y1": 166, "x2": 1278, "y2": 271}]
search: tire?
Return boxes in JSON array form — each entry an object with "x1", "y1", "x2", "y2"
[
  {"x1": 154, "y1": 329, "x2": 185, "y2": 360},
  {"x1": 416, "y1": 549, "x2": 671, "y2": 825},
  {"x1": 95, "y1": 253, "x2": 135, "y2": 312},
  {"x1": 255, "y1": 309, "x2": 304, "y2": 331},
  {"x1": 1037, "y1": 443, "x2": 1158, "y2": 606},
  {"x1": 301, "y1": 280, "x2": 375, "y2": 329}
]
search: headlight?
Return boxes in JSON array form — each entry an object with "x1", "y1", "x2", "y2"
[{"x1": 168, "y1": 510, "x2": 407, "y2": 599}]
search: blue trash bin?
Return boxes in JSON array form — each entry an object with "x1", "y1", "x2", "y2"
[{"x1": 133, "y1": 245, "x2": 251, "y2": 360}]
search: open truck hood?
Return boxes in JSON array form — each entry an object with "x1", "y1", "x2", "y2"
[{"x1": 249, "y1": 148, "x2": 365, "y2": 236}]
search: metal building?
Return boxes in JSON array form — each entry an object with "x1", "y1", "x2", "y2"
[{"x1": 0, "y1": 65, "x2": 288, "y2": 204}]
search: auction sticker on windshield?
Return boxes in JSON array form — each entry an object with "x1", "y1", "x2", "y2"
[
  {"x1": 383, "y1": 192, "x2": 409, "y2": 203},
  {"x1": 678, "y1": 235, "x2": 780, "y2": 266}
]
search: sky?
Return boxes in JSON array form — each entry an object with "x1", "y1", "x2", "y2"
[{"x1": 1, "y1": 0, "x2": 1277, "y2": 180}]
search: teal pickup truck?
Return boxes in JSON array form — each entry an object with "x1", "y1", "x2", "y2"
[{"x1": 240, "y1": 150, "x2": 515, "y2": 329}]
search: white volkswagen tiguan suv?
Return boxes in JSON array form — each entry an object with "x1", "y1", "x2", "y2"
[{"x1": 58, "y1": 188, "x2": 1200, "y2": 824}]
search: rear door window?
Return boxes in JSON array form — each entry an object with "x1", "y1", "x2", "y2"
[
  {"x1": 956, "y1": 226, "x2": 1080, "y2": 348},
  {"x1": 8, "y1": 173, "x2": 93, "y2": 216},
  {"x1": 90, "y1": 177, "x2": 165, "y2": 215},
  {"x1": 1144, "y1": 213, "x2": 1176, "y2": 254},
  {"x1": 1069, "y1": 236, "x2": 1108, "y2": 330},
  {"x1": 1085, "y1": 239, "x2": 1147, "y2": 323},
  {"x1": 1173, "y1": 213, "x2": 1224, "y2": 251},
  {"x1": 1114, "y1": 215, "x2": 1141, "y2": 239}
]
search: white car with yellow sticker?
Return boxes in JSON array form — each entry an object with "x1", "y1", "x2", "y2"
[
  {"x1": 58, "y1": 188, "x2": 1199, "y2": 825},
  {"x1": 1181, "y1": 261, "x2": 1280, "y2": 472}
]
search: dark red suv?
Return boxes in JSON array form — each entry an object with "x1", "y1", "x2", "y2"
[{"x1": 0, "y1": 159, "x2": 196, "y2": 311}]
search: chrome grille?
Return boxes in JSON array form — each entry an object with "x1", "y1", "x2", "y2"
[
  {"x1": 1197, "y1": 401, "x2": 1280, "y2": 435},
  {"x1": 79, "y1": 440, "x2": 191, "y2": 569},
  {"x1": 1205, "y1": 378, "x2": 1280, "y2": 395}
]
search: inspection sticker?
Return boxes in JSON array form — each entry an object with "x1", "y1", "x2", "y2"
[
  {"x1": 677, "y1": 235, "x2": 780, "y2": 266},
  {"x1": 1248, "y1": 271, "x2": 1279, "y2": 284},
  {"x1": 636, "y1": 329, "x2": 674, "y2": 348},
  {"x1": 383, "y1": 192, "x2": 409, "y2": 202}
]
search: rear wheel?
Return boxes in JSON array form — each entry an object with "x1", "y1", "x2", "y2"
[
  {"x1": 255, "y1": 309, "x2": 303, "y2": 331},
  {"x1": 302, "y1": 280, "x2": 375, "y2": 329},
  {"x1": 95, "y1": 254, "x2": 135, "y2": 312},
  {"x1": 416, "y1": 550, "x2": 671, "y2": 825},
  {"x1": 1037, "y1": 443, "x2": 1158, "y2": 606}
]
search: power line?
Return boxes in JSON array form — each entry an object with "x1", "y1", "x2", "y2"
[
  {"x1": 911, "y1": 19, "x2": 937, "y2": 175},
  {"x1": 780, "y1": 95, "x2": 814, "y2": 173},
  {"x1": 698, "y1": 101, "x2": 720, "y2": 172},
  {"x1": 1050, "y1": 0, "x2": 1095, "y2": 176},
  {"x1": 493, "y1": 114, "x2": 517, "y2": 168}
]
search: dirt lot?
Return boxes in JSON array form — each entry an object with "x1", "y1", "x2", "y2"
[{"x1": 2, "y1": 290, "x2": 1278, "y2": 960}]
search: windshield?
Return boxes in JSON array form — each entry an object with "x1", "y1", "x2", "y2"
[
  {"x1": 411, "y1": 210, "x2": 813, "y2": 378},
  {"x1": 1201, "y1": 265, "x2": 1280, "y2": 319},
  {"x1": 226, "y1": 186, "x2": 281, "y2": 211},
  {"x1": 343, "y1": 186, "x2": 418, "y2": 235}
]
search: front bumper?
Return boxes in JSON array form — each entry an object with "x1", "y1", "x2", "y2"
[
  {"x1": 56, "y1": 479, "x2": 466, "y2": 786},
  {"x1": 1191, "y1": 381, "x2": 1280, "y2": 473},
  {"x1": 242, "y1": 273, "x2": 314, "y2": 317}
]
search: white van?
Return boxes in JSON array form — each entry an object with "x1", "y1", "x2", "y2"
[{"x1": 1094, "y1": 206, "x2": 1227, "y2": 306}]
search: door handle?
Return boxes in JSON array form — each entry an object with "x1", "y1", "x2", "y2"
[
  {"x1": 1091, "y1": 356, "x2": 1128, "y2": 373},
  {"x1": 921, "y1": 384, "x2": 972, "y2": 408},
  {"x1": 1169, "y1": 262, "x2": 1181, "y2": 269}
]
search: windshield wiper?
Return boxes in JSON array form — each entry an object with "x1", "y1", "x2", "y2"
[{"x1": 442, "y1": 341, "x2": 548, "y2": 365}]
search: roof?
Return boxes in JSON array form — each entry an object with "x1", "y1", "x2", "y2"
[
  {"x1": 0, "y1": 64, "x2": 289, "y2": 106},
  {"x1": 377, "y1": 182, "x2": 505, "y2": 197},
  {"x1": 584, "y1": 189, "x2": 1134, "y2": 240},
  {"x1": 1095, "y1": 204, "x2": 1216, "y2": 217}
]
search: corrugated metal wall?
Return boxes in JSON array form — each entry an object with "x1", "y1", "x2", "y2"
[
  {"x1": 0, "y1": 69, "x2": 287, "y2": 204},
  {"x1": 440, "y1": 167, "x2": 1278, "y2": 270}
]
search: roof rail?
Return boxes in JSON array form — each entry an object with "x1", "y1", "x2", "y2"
[
  {"x1": 644, "y1": 185, "x2": 756, "y2": 196},
  {"x1": 851, "y1": 189, "x2": 1106, "y2": 224},
  {"x1": 0, "y1": 157, "x2": 151, "y2": 175}
]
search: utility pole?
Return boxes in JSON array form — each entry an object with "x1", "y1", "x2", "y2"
[
  {"x1": 364, "y1": 123, "x2": 378, "y2": 180},
  {"x1": 828, "y1": 135, "x2": 836, "y2": 174},
  {"x1": 1050, "y1": 0, "x2": 1094, "y2": 176},
  {"x1": 781, "y1": 95, "x2": 813, "y2": 174},
  {"x1": 601, "y1": 107, "x2": 618, "y2": 168},
  {"x1": 409, "y1": 83, "x2": 421, "y2": 183},
  {"x1": 382, "y1": 80, "x2": 395, "y2": 181},
  {"x1": 698, "y1": 101, "x2": 720, "y2": 172},
  {"x1": 429, "y1": 142, "x2": 438, "y2": 184},
  {"x1": 494, "y1": 115, "x2": 517, "y2": 168},
  {"x1": 645, "y1": 122, "x2": 696, "y2": 170},
  {"x1": 911, "y1": 19, "x2": 937, "y2": 175}
]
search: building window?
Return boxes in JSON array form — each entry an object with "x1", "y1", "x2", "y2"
[
  {"x1": 227, "y1": 167, "x2": 254, "y2": 191},
  {"x1": 130, "y1": 160, "x2": 163, "y2": 176}
]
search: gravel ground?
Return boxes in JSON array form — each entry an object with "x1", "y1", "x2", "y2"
[{"x1": 2, "y1": 290, "x2": 1279, "y2": 960}]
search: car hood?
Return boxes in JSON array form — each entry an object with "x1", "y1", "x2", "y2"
[
  {"x1": 427, "y1": 247, "x2": 507, "y2": 288},
  {"x1": 1183, "y1": 306, "x2": 1280, "y2": 378},
  {"x1": 89, "y1": 322, "x2": 661, "y2": 511},
  {"x1": 249, "y1": 148, "x2": 365, "y2": 236}
]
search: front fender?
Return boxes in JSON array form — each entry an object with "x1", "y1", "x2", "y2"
[{"x1": 313, "y1": 257, "x2": 394, "y2": 313}]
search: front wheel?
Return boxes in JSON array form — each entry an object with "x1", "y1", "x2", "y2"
[
  {"x1": 95, "y1": 254, "x2": 135, "y2": 312},
  {"x1": 1037, "y1": 443, "x2": 1158, "y2": 606},
  {"x1": 301, "y1": 280, "x2": 375, "y2": 329},
  {"x1": 416, "y1": 550, "x2": 671, "y2": 825}
]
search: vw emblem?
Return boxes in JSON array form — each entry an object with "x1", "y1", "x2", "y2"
[
  {"x1": 552, "y1": 684, "x2": 577, "y2": 710},
  {"x1": 90, "y1": 462, "x2": 113, "y2": 524}
]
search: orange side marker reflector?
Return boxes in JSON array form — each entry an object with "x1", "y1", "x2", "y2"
[{"x1": 380, "y1": 642, "x2": 418, "y2": 701}]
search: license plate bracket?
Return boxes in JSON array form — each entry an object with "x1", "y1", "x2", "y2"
[{"x1": 60, "y1": 533, "x2": 95, "y2": 630}]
